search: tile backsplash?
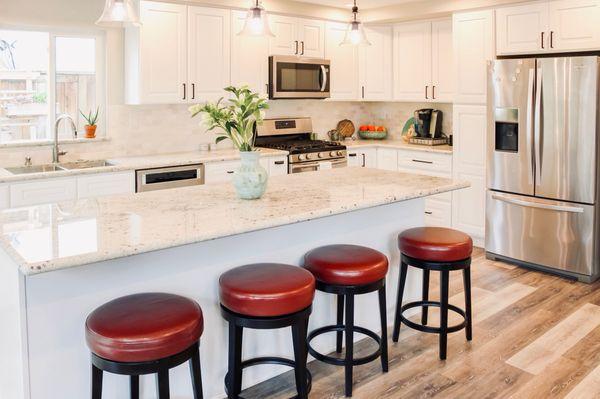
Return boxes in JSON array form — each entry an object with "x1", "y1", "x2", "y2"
[{"x1": 0, "y1": 101, "x2": 452, "y2": 167}]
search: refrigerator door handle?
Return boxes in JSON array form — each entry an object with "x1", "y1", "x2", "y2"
[
  {"x1": 534, "y1": 65, "x2": 543, "y2": 185},
  {"x1": 491, "y1": 193, "x2": 584, "y2": 213},
  {"x1": 527, "y1": 68, "x2": 536, "y2": 185}
]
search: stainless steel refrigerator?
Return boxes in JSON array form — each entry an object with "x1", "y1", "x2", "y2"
[{"x1": 486, "y1": 56, "x2": 600, "y2": 282}]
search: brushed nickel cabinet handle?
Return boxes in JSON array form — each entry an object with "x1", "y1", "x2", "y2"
[
  {"x1": 425, "y1": 85, "x2": 429, "y2": 100},
  {"x1": 183, "y1": 83, "x2": 186, "y2": 100},
  {"x1": 301, "y1": 41, "x2": 305, "y2": 55},
  {"x1": 432, "y1": 85, "x2": 436, "y2": 99},
  {"x1": 274, "y1": 161, "x2": 285, "y2": 165},
  {"x1": 192, "y1": 83, "x2": 195, "y2": 100},
  {"x1": 294, "y1": 40, "x2": 299, "y2": 55},
  {"x1": 541, "y1": 31, "x2": 545, "y2": 49},
  {"x1": 550, "y1": 31, "x2": 554, "y2": 48},
  {"x1": 362, "y1": 86, "x2": 365, "y2": 99}
]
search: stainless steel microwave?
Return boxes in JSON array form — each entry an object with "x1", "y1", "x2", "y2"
[{"x1": 268, "y1": 55, "x2": 330, "y2": 99}]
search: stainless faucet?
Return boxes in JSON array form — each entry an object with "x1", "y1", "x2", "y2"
[{"x1": 53, "y1": 114, "x2": 78, "y2": 164}]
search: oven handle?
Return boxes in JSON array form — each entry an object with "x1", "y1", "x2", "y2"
[{"x1": 320, "y1": 65, "x2": 328, "y2": 92}]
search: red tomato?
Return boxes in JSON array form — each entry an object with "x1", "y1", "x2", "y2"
[{"x1": 376, "y1": 126, "x2": 385, "y2": 132}]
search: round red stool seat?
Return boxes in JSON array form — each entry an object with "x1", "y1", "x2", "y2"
[
  {"x1": 85, "y1": 293, "x2": 203, "y2": 363},
  {"x1": 219, "y1": 263, "x2": 316, "y2": 317},
  {"x1": 398, "y1": 227, "x2": 473, "y2": 262},
  {"x1": 303, "y1": 244, "x2": 389, "y2": 286}
]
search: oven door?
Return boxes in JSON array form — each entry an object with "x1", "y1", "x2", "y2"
[
  {"x1": 269, "y1": 56, "x2": 330, "y2": 99},
  {"x1": 290, "y1": 158, "x2": 347, "y2": 174}
]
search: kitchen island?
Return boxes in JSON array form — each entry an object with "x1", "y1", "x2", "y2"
[{"x1": 0, "y1": 168, "x2": 468, "y2": 399}]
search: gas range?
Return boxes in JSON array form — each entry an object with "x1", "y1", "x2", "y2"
[{"x1": 255, "y1": 118, "x2": 348, "y2": 173}]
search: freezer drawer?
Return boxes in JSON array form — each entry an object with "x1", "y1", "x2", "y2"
[{"x1": 486, "y1": 191, "x2": 596, "y2": 277}]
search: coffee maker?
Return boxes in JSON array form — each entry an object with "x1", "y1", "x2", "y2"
[{"x1": 414, "y1": 109, "x2": 443, "y2": 138}]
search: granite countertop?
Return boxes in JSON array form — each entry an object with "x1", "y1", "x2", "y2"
[
  {"x1": 344, "y1": 139, "x2": 453, "y2": 154},
  {"x1": 0, "y1": 168, "x2": 469, "y2": 275},
  {"x1": 0, "y1": 148, "x2": 288, "y2": 184}
]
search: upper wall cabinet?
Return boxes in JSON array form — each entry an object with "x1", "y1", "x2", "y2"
[
  {"x1": 453, "y1": 10, "x2": 494, "y2": 105},
  {"x1": 325, "y1": 22, "x2": 359, "y2": 100},
  {"x1": 358, "y1": 26, "x2": 393, "y2": 101},
  {"x1": 269, "y1": 15, "x2": 325, "y2": 57},
  {"x1": 496, "y1": 0, "x2": 600, "y2": 55},
  {"x1": 393, "y1": 19, "x2": 453, "y2": 103},
  {"x1": 125, "y1": 2, "x2": 231, "y2": 104},
  {"x1": 231, "y1": 10, "x2": 269, "y2": 96}
]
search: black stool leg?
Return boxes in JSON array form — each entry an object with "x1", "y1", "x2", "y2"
[
  {"x1": 463, "y1": 266, "x2": 473, "y2": 341},
  {"x1": 156, "y1": 369, "x2": 170, "y2": 399},
  {"x1": 227, "y1": 323, "x2": 244, "y2": 399},
  {"x1": 378, "y1": 285, "x2": 388, "y2": 373},
  {"x1": 392, "y1": 261, "x2": 408, "y2": 342},
  {"x1": 344, "y1": 294, "x2": 355, "y2": 397},
  {"x1": 421, "y1": 269, "x2": 430, "y2": 325},
  {"x1": 189, "y1": 342, "x2": 204, "y2": 399},
  {"x1": 130, "y1": 375, "x2": 139, "y2": 399},
  {"x1": 91, "y1": 364, "x2": 103, "y2": 399},
  {"x1": 336, "y1": 294, "x2": 344, "y2": 353},
  {"x1": 292, "y1": 317, "x2": 309, "y2": 399},
  {"x1": 439, "y1": 270, "x2": 450, "y2": 360}
]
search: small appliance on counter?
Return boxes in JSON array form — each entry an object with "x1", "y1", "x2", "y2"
[{"x1": 410, "y1": 109, "x2": 447, "y2": 146}]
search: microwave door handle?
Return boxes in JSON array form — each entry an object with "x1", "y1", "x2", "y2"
[
  {"x1": 320, "y1": 65, "x2": 327, "y2": 92},
  {"x1": 534, "y1": 65, "x2": 543, "y2": 185}
]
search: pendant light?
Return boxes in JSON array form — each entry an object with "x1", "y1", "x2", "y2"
[
  {"x1": 238, "y1": 0, "x2": 275, "y2": 37},
  {"x1": 96, "y1": 0, "x2": 141, "y2": 27},
  {"x1": 340, "y1": 0, "x2": 370, "y2": 46}
]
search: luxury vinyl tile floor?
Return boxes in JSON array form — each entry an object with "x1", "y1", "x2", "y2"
[{"x1": 243, "y1": 248, "x2": 600, "y2": 399}]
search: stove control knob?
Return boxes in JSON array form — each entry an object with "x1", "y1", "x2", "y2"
[
  {"x1": 330, "y1": 151, "x2": 337, "y2": 157},
  {"x1": 306, "y1": 153, "x2": 313, "y2": 160},
  {"x1": 337, "y1": 151, "x2": 344, "y2": 156},
  {"x1": 298, "y1": 154, "x2": 306, "y2": 161},
  {"x1": 318, "y1": 152, "x2": 324, "y2": 159}
]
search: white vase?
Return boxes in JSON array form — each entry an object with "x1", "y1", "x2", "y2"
[{"x1": 232, "y1": 151, "x2": 268, "y2": 200}]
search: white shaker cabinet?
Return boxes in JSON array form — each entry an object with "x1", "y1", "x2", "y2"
[
  {"x1": 453, "y1": 10, "x2": 494, "y2": 105},
  {"x1": 231, "y1": 10, "x2": 270, "y2": 96},
  {"x1": 0, "y1": 185, "x2": 8, "y2": 210},
  {"x1": 358, "y1": 26, "x2": 393, "y2": 101},
  {"x1": 496, "y1": 2, "x2": 548, "y2": 55},
  {"x1": 10, "y1": 178, "x2": 77, "y2": 208},
  {"x1": 269, "y1": 15, "x2": 325, "y2": 57},
  {"x1": 347, "y1": 147, "x2": 377, "y2": 168},
  {"x1": 188, "y1": 6, "x2": 231, "y2": 102},
  {"x1": 264, "y1": 157, "x2": 288, "y2": 176},
  {"x1": 77, "y1": 172, "x2": 135, "y2": 200},
  {"x1": 548, "y1": 0, "x2": 600, "y2": 52},
  {"x1": 393, "y1": 19, "x2": 453, "y2": 102},
  {"x1": 325, "y1": 22, "x2": 359, "y2": 100},
  {"x1": 376, "y1": 148, "x2": 398, "y2": 171},
  {"x1": 126, "y1": 1, "x2": 188, "y2": 104}
]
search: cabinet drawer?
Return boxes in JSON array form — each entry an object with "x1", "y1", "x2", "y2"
[
  {"x1": 424, "y1": 197, "x2": 452, "y2": 227},
  {"x1": 10, "y1": 178, "x2": 77, "y2": 207},
  {"x1": 267, "y1": 157, "x2": 288, "y2": 176},
  {"x1": 397, "y1": 150, "x2": 452, "y2": 177},
  {"x1": 204, "y1": 160, "x2": 240, "y2": 184},
  {"x1": 78, "y1": 172, "x2": 135, "y2": 199},
  {"x1": 377, "y1": 148, "x2": 398, "y2": 171},
  {"x1": 0, "y1": 185, "x2": 8, "y2": 209}
]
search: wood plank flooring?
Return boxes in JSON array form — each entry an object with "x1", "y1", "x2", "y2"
[{"x1": 243, "y1": 248, "x2": 600, "y2": 399}]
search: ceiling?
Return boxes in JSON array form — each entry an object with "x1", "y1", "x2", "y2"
[{"x1": 292, "y1": 0, "x2": 428, "y2": 10}]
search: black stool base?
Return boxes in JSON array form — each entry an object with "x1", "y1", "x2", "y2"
[
  {"x1": 307, "y1": 324, "x2": 382, "y2": 367},
  {"x1": 221, "y1": 305, "x2": 312, "y2": 399},
  {"x1": 90, "y1": 341, "x2": 203, "y2": 399}
]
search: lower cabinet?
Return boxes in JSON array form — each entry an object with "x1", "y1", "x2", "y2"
[
  {"x1": 10, "y1": 178, "x2": 77, "y2": 208},
  {"x1": 347, "y1": 147, "x2": 377, "y2": 168},
  {"x1": 0, "y1": 185, "x2": 9, "y2": 210},
  {"x1": 205, "y1": 156, "x2": 288, "y2": 184},
  {"x1": 77, "y1": 172, "x2": 135, "y2": 200},
  {"x1": 377, "y1": 148, "x2": 399, "y2": 171},
  {"x1": 424, "y1": 192, "x2": 452, "y2": 227}
]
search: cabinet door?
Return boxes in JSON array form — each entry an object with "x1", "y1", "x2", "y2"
[
  {"x1": 298, "y1": 18, "x2": 325, "y2": 58},
  {"x1": 393, "y1": 22, "x2": 431, "y2": 101},
  {"x1": 0, "y1": 185, "x2": 8, "y2": 210},
  {"x1": 425, "y1": 197, "x2": 452, "y2": 227},
  {"x1": 376, "y1": 148, "x2": 398, "y2": 171},
  {"x1": 496, "y1": 2, "x2": 549, "y2": 55},
  {"x1": 269, "y1": 15, "x2": 299, "y2": 56},
  {"x1": 139, "y1": 1, "x2": 188, "y2": 103},
  {"x1": 77, "y1": 172, "x2": 135, "y2": 200},
  {"x1": 325, "y1": 22, "x2": 359, "y2": 100},
  {"x1": 204, "y1": 160, "x2": 240, "y2": 184},
  {"x1": 267, "y1": 157, "x2": 288, "y2": 176},
  {"x1": 359, "y1": 26, "x2": 393, "y2": 101},
  {"x1": 362, "y1": 148, "x2": 377, "y2": 168},
  {"x1": 188, "y1": 6, "x2": 230, "y2": 102},
  {"x1": 347, "y1": 151, "x2": 362, "y2": 167},
  {"x1": 549, "y1": 0, "x2": 600, "y2": 52},
  {"x1": 431, "y1": 19, "x2": 454, "y2": 102},
  {"x1": 453, "y1": 10, "x2": 494, "y2": 105},
  {"x1": 231, "y1": 10, "x2": 269, "y2": 96},
  {"x1": 10, "y1": 178, "x2": 77, "y2": 207}
]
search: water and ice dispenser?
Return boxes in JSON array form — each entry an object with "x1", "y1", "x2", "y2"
[{"x1": 494, "y1": 108, "x2": 519, "y2": 152}]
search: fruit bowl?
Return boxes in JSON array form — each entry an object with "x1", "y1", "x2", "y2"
[{"x1": 358, "y1": 129, "x2": 388, "y2": 140}]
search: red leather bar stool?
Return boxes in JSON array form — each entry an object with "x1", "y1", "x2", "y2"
[
  {"x1": 392, "y1": 227, "x2": 473, "y2": 360},
  {"x1": 303, "y1": 245, "x2": 389, "y2": 397},
  {"x1": 85, "y1": 293, "x2": 204, "y2": 399},
  {"x1": 219, "y1": 263, "x2": 316, "y2": 399}
]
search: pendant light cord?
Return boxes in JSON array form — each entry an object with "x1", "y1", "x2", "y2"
[{"x1": 352, "y1": 0, "x2": 358, "y2": 21}]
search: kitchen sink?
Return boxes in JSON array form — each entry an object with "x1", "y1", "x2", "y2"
[
  {"x1": 5, "y1": 164, "x2": 68, "y2": 174},
  {"x1": 58, "y1": 160, "x2": 114, "y2": 170}
]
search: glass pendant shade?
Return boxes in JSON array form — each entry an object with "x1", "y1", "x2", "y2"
[
  {"x1": 96, "y1": 0, "x2": 141, "y2": 27},
  {"x1": 341, "y1": 20, "x2": 371, "y2": 46},
  {"x1": 238, "y1": 2, "x2": 275, "y2": 37}
]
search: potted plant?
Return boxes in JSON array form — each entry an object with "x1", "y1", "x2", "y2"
[
  {"x1": 189, "y1": 86, "x2": 269, "y2": 200},
  {"x1": 80, "y1": 107, "x2": 100, "y2": 139}
]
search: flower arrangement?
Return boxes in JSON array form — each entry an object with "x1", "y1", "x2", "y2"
[
  {"x1": 189, "y1": 86, "x2": 269, "y2": 151},
  {"x1": 80, "y1": 107, "x2": 100, "y2": 139}
]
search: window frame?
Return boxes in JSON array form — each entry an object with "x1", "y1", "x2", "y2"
[{"x1": 0, "y1": 24, "x2": 107, "y2": 144}]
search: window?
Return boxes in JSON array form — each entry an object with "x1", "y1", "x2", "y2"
[{"x1": 0, "y1": 29, "x2": 105, "y2": 144}]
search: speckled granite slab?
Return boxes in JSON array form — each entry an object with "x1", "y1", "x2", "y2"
[{"x1": 0, "y1": 168, "x2": 469, "y2": 275}]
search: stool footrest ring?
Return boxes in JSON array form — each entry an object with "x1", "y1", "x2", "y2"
[
  {"x1": 224, "y1": 356, "x2": 312, "y2": 399},
  {"x1": 400, "y1": 300, "x2": 466, "y2": 334},
  {"x1": 307, "y1": 324, "x2": 382, "y2": 367}
]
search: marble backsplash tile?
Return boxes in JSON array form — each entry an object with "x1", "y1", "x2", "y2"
[{"x1": 0, "y1": 101, "x2": 452, "y2": 167}]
